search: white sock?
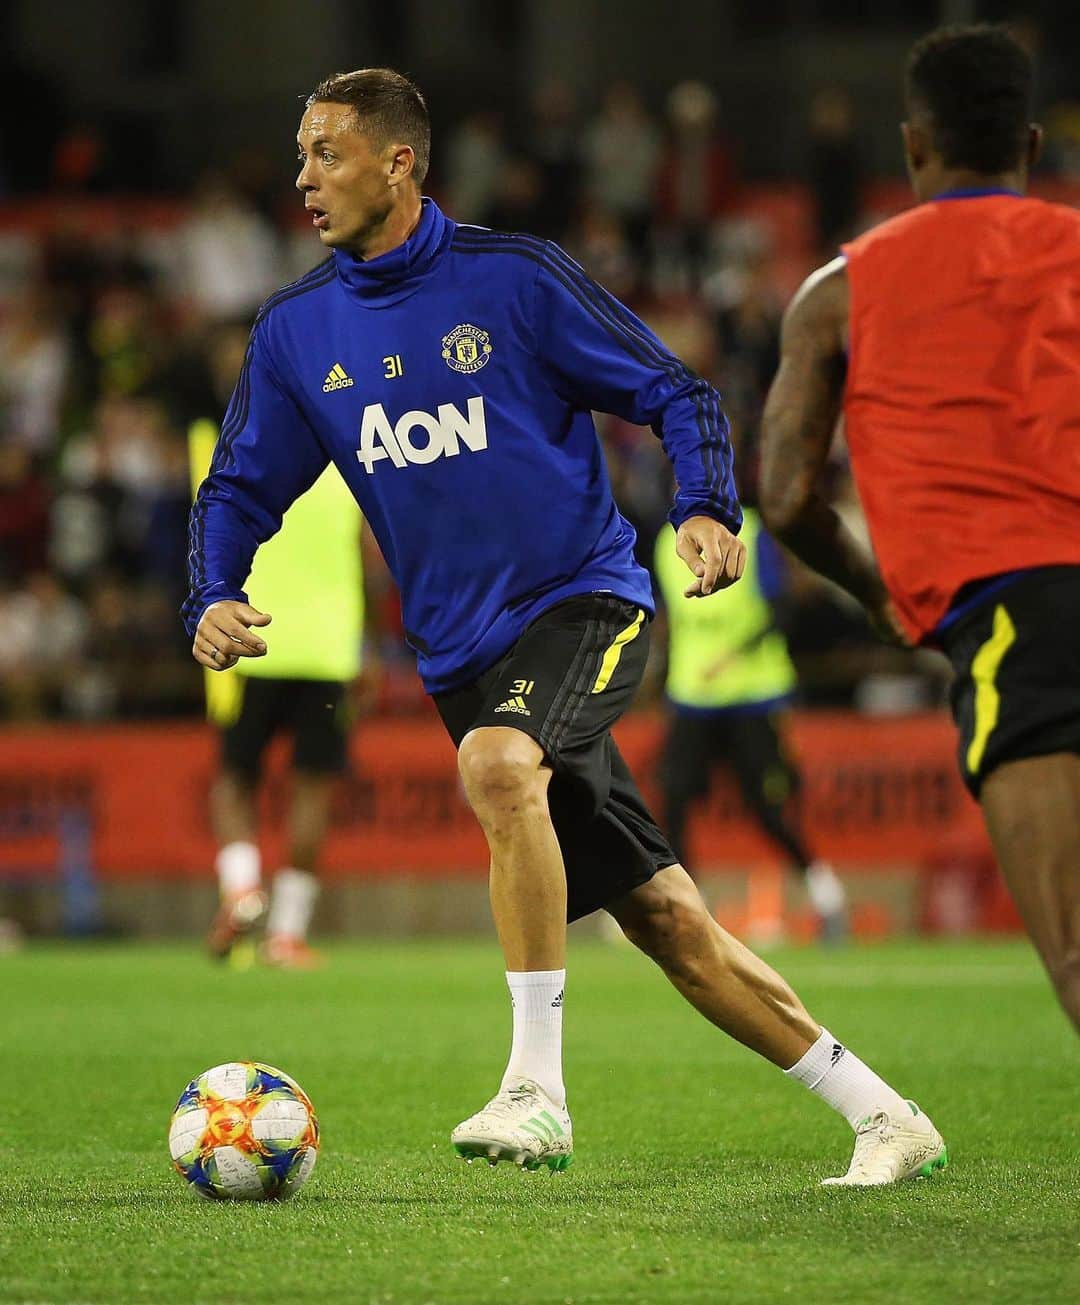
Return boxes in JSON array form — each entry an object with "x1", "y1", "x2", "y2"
[
  {"x1": 266, "y1": 868, "x2": 320, "y2": 940},
  {"x1": 216, "y1": 841, "x2": 260, "y2": 897},
  {"x1": 805, "y1": 861, "x2": 847, "y2": 915},
  {"x1": 784, "y1": 1028, "x2": 909, "y2": 1129},
  {"x1": 501, "y1": 969, "x2": 566, "y2": 1108}
]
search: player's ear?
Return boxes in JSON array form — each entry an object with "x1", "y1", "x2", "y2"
[
  {"x1": 1027, "y1": 123, "x2": 1044, "y2": 170},
  {"x1": 900, "y1": 120, "x2": 927, "y2": 173},
  {"x1": 387, "y1": 144, "x2": 416, "y2": 187}
]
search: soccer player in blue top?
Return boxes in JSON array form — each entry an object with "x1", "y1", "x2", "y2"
[{"x1": 185, "y1": 69, "x2": 944, "y2": 1186}]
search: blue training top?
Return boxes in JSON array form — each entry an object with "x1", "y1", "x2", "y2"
[{"x1": 184, "y1": 199, "x2": 741, "y2": 694}]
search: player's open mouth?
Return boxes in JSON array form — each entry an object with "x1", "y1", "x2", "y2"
[{"x1": 308, "y1": 207, "x2": 329, "y2": 230}]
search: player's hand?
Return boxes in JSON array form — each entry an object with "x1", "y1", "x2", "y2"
[
  {"x1": 192, "y1": 601, "x2": 272, "y2": 671},
  {"x1": 676, "y1": 515, "x2": 746, "y2": 597}
]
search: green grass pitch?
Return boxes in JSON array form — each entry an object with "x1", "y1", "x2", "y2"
[{"x1": 1, "y1": 937, "x2": 1076, "y2": 1304}]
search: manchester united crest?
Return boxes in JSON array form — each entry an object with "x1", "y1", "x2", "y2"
[{"x1": 442, "y1": 323, "x2": 493, "y2": 374}]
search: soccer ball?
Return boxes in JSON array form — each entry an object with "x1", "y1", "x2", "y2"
[{"x1": 168, "y1": 1061, "x2": 319, "y2": 1200}]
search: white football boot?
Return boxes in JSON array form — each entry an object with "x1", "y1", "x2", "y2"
[
  {"x1": 452, "y1": 1080, "x2": 573, "y2": 1172},
  {"x1": 823, "y1": 1101, "x2": 947, "y2": 1187}
]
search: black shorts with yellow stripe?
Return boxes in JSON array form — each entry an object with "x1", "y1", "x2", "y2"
[
  {"x1": 942, "y1": 566, "x2": 1080, "y2": 798},
  {"x1": 211, "y1": 675, "x2": 351, "y2": 780},
  {"x1": 435, "y1": 594, "x2": 677, "y2": 921}
]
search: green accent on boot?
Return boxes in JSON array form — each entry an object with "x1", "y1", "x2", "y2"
[
  {"x1": 538, "y1": 1109, "x2": 565, "y2": 1138},
  {"x1": 452, "y1": 1143, "x2": 573, "y2": 1173},
  {"x1": 526, "y1": 1151, "x2": 574, "y2": 1173},
  {"x1": 918, "y1": 1148, "x2": 949, "y2": 1178}
]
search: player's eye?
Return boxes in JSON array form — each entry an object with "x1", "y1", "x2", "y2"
[{"x1": 321, "y1": 152, "x2": 335, "y2": 164}]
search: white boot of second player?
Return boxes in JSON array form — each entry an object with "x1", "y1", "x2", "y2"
[
  {"x1": 451, "y1": 1080, "x2": 573, "y2": 1172},
  {"x1": 822, "y1": 1101, "x2": 947, "y2": 1187}
]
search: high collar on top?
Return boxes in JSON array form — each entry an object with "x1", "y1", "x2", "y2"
[
  {"x1": 933, "y1": 186, "x2": 1022, "y2": 200},
  {"x1": 332, "y1": 197, "x2": 454, "y2": 308}
]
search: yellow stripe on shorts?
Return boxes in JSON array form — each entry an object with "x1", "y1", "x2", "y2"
[
  {"x1": 965, "y1": 603, "x2": 1017, "y2": 777},
  {"x1": 591, "y1": 608, "x2": 645, "y2": 694},
  {"x1": 206, "y1": 667, "x2": 245, "y2": 729}
]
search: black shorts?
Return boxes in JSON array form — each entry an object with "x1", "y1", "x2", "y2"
[
  {"x1": 942, "y1": 565, "x2": 1080, "y2": 797},
  {"x1": 217, "y1": 677, "x2": 350, "y2": 780},
  {"x1": 660, "y1": 708, "x2": 799, "y2": 808},
  {"x1": 435, "y1": 595, "x2": 677, "y2": 921}
]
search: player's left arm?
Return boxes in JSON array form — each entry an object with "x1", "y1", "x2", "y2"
[
  {"x1": 759, "y1": 258, "x2": 906, "y2": 644},
  {"x1": 532, "y1": 245, "x2": 744, "y2": 596}
]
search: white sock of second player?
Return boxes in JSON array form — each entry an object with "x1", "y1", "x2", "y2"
[
  {"x1": 501, "y1": 969, "x2": 566, "y2": 1108},
  {"x1": 784, "y1": 1027, "x2": 910, "y2": 1127},
  {"x1": 216, "y1": 840, "x2": 261, "y2": 898},
  {"x1": 267, "y1": 867, "x2": 320, "y2": 941}
]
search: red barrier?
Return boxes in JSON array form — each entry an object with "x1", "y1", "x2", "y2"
[{"x1": 0, "y1": 711, "x2": 989, "y2": 880}]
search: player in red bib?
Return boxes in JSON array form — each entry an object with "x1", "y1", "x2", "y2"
[{"x1": 760, "y1": 23, "x2": 1080, "y2": 1031}]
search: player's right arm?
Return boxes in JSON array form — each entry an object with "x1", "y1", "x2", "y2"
[
  {"x1": 184, "y1": 319, "x2": 329, "y2": 670},
  {"x1": 758, "y1": 259, "x2": 906, "y2": 644},
  {"x1": 530, "y1": 244, "x2": 744, "y2": 595}
]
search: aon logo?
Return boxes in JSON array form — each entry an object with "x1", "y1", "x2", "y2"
[{"x1": 357, "y1": 396, "x2": 487, "y2": 473}]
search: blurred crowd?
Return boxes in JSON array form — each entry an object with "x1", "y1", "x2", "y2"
[{"x1": 8, "y1": 59, "x2": 1079, "y2": 725}]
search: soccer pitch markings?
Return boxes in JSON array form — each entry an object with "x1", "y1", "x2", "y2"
[{"x1": 1, "y1": 938, "x2": 1077, "y2": 1305}]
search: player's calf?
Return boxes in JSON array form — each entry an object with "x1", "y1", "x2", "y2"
[
  {"x1": 610, "y1": 866, "x2": 947, "y2": 1185},
  {"x1": 611, "y1": 865, "x2": 818, "y2": 1067}
]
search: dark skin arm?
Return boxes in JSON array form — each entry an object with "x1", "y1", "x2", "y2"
[{"x1": 758, "y1": 258, "x2": 907, "y2": 645}]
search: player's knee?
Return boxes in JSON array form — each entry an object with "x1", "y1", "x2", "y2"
[{"x1": 457, "y1": 728, "x2": 547, "y2": 824}]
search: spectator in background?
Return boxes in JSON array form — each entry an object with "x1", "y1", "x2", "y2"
[
  {"x1": 583, "y1": 82, "x2": 661, "y2": 268},
  {"x1": 445, "y1": 109, "x2": 507, "y2": 226},
  {"x1": 0, "y1": 566, "x2": 39, "y2": 716},
  {"x1": 178, "y1": 170, "x2": 283, "y2": 321},
  {"x1": 525, "y1": 79, "x2": 583, "y2": 239},
  {"x1": 51, "y1": 392, "x2": 191, "y2": 617},
  {"x1": 0, "y1": 289, "x2": 71, "y2": 455},
  {"x1": 806, "y1": 87, "x2": 863, "y2": 255},
  {"x1": 486, "y1": 155, "x2": 547, "y2": 236},
  {"x1": 70, "y1": 574, "x2": 133, "y2": 719},
  {"x1": 655, "y1": 81, "x2": 737, "y2": 292},
  {"x1": 0, "y1": 444, "x2": 51, "y2": 578},
  {"x1": 564, "y1": 201, "x2": 639, "y2": 303},
  {"x1": 712, "y1": 248, "x2": 783, "y2": 435},
  {"x1": 82, "y1": 283, "x2": 164, "y2": 401},
  {"x1": 0, "y1": 569, "x2": 86, "y2": 719}
]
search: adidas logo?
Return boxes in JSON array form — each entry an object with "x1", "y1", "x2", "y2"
[
  {"x1": 520, "y1": 1110, "x2": 565, "y2": 1143},
  {"x1": 551, "y1": 989, "x2": 564, "y2": 1008},
  {"x1": 830, "y1": 1043, "x2": 846, "y2": 1067},
  {"x1": 493, "y1": 695, "x2": 530, "y2": 716},
  {"x1": 323, "y1": 363, "x2": 354, "y2": 392}
]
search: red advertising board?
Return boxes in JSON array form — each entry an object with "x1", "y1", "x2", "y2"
[{"x1": 0, "y1": 711, "x2": 988, "y2": 880}]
